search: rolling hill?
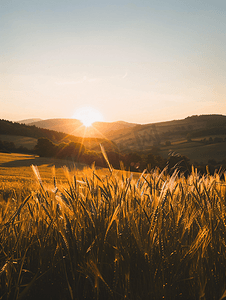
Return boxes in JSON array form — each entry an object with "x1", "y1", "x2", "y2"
[
  {"x1": 27, "y1": 118, "x2": 137, "y2": 138},
  {"x1": 18, "y1": 118, "x2": 42, "y2": 124},
  {"x1": 2, "y1": 114, "x2": 226, "y2": 165},
  {"x1": 107, "y1": 114, "x2": 226, "y2": 151},
  {"x1": 27, "y1": 114, "x2": 226, "y2": 153},
  {"x1": 0, "y1": 119, "x2": 113, "y2": 153}
]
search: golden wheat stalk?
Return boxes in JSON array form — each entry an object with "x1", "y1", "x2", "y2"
[{"x1": 100, "y1": 143, "x2": 113, "y2": 173}]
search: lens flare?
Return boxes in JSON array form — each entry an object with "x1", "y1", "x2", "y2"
[{"x1": 74, "y1": 106, "x2": 104, "y2": 127}]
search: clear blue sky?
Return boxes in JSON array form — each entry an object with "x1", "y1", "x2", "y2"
[{"x1": 1, "y1": 0, "x2": 226, "y2": 124}]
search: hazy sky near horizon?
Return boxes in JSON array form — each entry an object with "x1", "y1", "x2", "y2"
[{"x1": 1, "y1": 0, "x2": 226, "y2": 124}]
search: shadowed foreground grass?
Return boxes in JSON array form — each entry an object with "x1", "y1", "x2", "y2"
[{"x1": 1, "y1": 163, "x2": 226, "y2": 300}]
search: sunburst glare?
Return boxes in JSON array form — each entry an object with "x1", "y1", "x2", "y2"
[{"x1": 73, "y1": 106, "x2": 104, "y2": 127}]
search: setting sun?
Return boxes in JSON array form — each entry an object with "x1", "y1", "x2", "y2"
[{"x1": 74, "y1": 106, "x2": 104, "y2": 127}]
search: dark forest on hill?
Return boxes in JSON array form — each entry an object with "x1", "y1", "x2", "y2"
[{"x1": 1, "y1": 117, "x2": 226, "y2": 175}]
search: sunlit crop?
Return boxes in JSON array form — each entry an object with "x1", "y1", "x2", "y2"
[{"x1": 1, "y1": 163, "x2": 226, "y2": 299}]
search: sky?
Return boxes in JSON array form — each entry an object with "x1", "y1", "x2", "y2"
[{"x1": 1, "y1": 0, "x2": 226, "y2": 124}]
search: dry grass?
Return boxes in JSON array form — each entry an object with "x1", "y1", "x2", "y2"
[{"x1": 0, "y1": 153, "x2": 226, "y2": 299}]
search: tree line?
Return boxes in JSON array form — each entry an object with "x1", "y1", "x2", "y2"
[
  {"x1": 2, "y1": 135, "x2": 225, "y2": 176},
  {"x1": 0, "y1": 140, "x2": 31, "y2": 154},
  {"x1": 1, "y1": 118, "x2": 226, "y2": 175},
  {"x1": 34, "y1": 138, "x2": 192, "y2": 175},
  {"x1": 0, "y1": 119, "x2": 102, "y2": 145},
  {"x1": 0, "y1": 119, "x2": 67, "y2": 142}
]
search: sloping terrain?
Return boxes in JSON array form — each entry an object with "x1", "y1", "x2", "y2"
[
  {"x1": 3, "y1": 115, "x2": 226, "y2": 164},
  {"x1": 108, "y1": 115, "x2": 226, "y2": 151},
  {"x1": 160, "y1": 139, "x2": 226, "y2": 164},
  {"x1": 28, "y1": 118, "x2": 137, "y2": 138},
  {"x1": 0, "y1": 134, "x2": 37, "y2": 150},
  {"x1": 28, "y1": 115, "x2": 226, "y2": 152},
  {"x1": 18, "y1": 118, "x2": 42, "y2": 124},
  {"x1": 0, "y1": 119, "x2": 111, "y2": 151}
]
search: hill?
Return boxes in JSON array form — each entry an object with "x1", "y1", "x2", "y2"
[
  {"x1": 18, "y1": 118, "x2": 42, "y2": 124},
  {"x1": 1, "y1": 115, "x2": 226, "y2": 166},
  {"x1": 27, "y1": 115, "x2": 226, "y2": 150},
  {"x1": 0, "y1": 119, "x2": 112, "y2": 151},
  {"x1": 106, "y1": 114, "x2": 226, "y2": 164},
  {"x1": 0, "y1": 134, "x2": 37, "y2": 150},
  {"x1": 108, "y1": 114, "x2": 226, "y2": 150},
  {"x1": 28, "y1": 118, "x2": 137, "y2": 138},
  {"x1": 104, "y1": 114, "x2": 226, "y2": 161}
]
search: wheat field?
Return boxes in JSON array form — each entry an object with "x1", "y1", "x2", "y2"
[{"x1": 0, "y1": 153, "x2": 226, "y2": 299}]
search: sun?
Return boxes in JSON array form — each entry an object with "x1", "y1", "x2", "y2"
[{"x1": 74, "y1": 106, "x2": 104, "y2": 127}]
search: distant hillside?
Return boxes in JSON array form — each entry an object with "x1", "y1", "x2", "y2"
[
  {"x1": 22, "y1": 114, "x2": 226, "y2": 161},
  {"x1": 28, "y1": 118, "x2": 137, "y2": 138},
  {"x1": 1, "y1": 115, "x2": 226, "y2": 165},
  {"x1": 0, "y1": 134, "x2": 37, "y2": 150},
  {"x1": 18, "y1": 118, "x2": 42, "y2": 124},
  {"x1": 108, "y1": 114, "x2": 226, "y2": 151},
  {"x1": 28, "y1": 115, "x2": 226, "y2": 150},
  {"x1": 28, "y1": 118, "x2": 82, "y2": 134},
  {"x1": 0, "y1": 119, "x2": 110, "y2": 151},
  {"x1": 105, "y1": 114, "x2": 226, "y2": 165}
]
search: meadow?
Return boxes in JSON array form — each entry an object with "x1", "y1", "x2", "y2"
[
  {"x1": 0, "y1": 153, "x2": 226, "y2": 299},
  {"x1": 0, "y1": 135, "x2": 37, "y2": 151}
]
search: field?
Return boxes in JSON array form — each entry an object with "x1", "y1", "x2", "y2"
[
  {"x1": 160, "y1": 139, "x2": 226, "y2": 164},
  {"x1": 0, "y1": 135, "x2": 38, "y2": 150},
  {"x1": 0, "y1": 153, "x2": 86, "y2": 188},
  {"x1": 1, "y1": 153, "x2": 226, "y2": 299}
]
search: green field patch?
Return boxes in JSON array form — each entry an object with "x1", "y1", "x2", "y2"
[
  {"x1": 161, "y1": 141, "x2": 226, "y2": 163},
  {"x1": 0, "y1": 134, "x2": 37, "y2": 149}
]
